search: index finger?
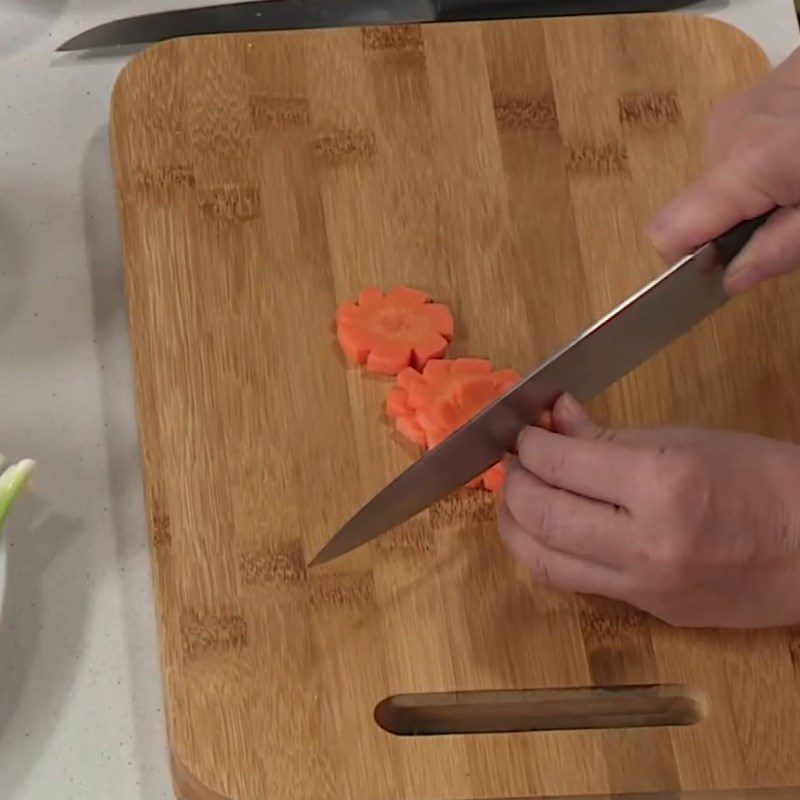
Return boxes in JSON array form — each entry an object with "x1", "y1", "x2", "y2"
[{"x1": 516, "y1": 426, "x2": 648, "y2": 507}]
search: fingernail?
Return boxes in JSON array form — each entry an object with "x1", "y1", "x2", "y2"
[
  {"x1": 558, "y1": 393, "x2": 585, "y2": 422},
  {"x1": 724, "y1": 240, "x2": 758, "y2": 293},
  {"x1": 647, "y1": 200, "x2": 696, "y2": 261},
  {"x1": 647, "y1": 203, "x2": 681, "y2": 245},
  {"x1": 724, "y1": 261, "x2": 758, "y2": 294},
  {"x1": 549, "y1": 393, "x2": 584, "y2": 436}
]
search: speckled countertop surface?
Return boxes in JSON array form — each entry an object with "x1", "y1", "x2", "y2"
[{"x1": 0, "y1": 1, "x2": 797, "y2": 798}]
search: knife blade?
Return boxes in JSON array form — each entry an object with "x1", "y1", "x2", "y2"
[
  {"x1": 310, "y1": 212, "x2": 773, "y2": 567},
  {"x1": 57, "y1": 0, "x2": 700, "y2": 51}
]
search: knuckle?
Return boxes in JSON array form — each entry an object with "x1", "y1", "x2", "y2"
[
  {"x1": 741, "y1": 130, "x2": 797, "y2": 206},
  {"x1": 655, "y1": 535, "x2": 697, "y2": 573},
  {"x1": 504, "y1": 465, "x2": 566, "y2": 548},
  {"x1": 534, "y1": 497, "x2": 559, "y2": 546},
  {"x1": 590, "y1": 424, "x2": 617, "y2": 443},
  {"x1": 504, "y1": 468, "x2": 531, "y2": 520},
  {"x1": 527, "y1": 549, "x2": 554, "y2": 587},
  {"x1": 517, "y1": 426, "x2": 547, "y2": 464},
  {"x1": 505, "y1": 471, "x2": 561, "y2": 547},
  {"x1": 540, "y1": 451, "x2": 569, "y2": 487},
  {"x1": 496, "y1": 508, "x2": 514, "y2": 543},
  {"x1": 749, "y1": 225, "x2": 800, "y2": 277}
]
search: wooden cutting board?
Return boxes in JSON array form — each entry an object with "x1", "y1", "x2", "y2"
[{"x1": 110, "y1": 13, "x2": 800, "y2": 800}]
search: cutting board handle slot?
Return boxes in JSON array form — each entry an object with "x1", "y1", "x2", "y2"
[{"x1": 375, "y1": 685, "x2": 704, "y2": 736}]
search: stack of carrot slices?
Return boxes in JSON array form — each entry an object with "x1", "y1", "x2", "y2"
[
  {"x1": 335, "y1": 285, "x2": 520, "y2": 493},
  {"x1": 386, "y1": 359, "x2": 520, "y2": 492}
]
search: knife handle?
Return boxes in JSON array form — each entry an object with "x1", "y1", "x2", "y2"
[
  {"x1": 437, "y1": 0, "x2": 698, "y2": 20},
  {"x1": 712, "y1": 210, "x2": 774, "y2": 268}
]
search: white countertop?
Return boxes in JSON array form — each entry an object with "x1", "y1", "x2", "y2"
[{"x1": 0, "y1": 1, "x2": 797, "y2": 798}]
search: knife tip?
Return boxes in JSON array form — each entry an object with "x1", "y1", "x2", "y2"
[
  {"x1": 307, "y1": 548, "x2": 331, "y2": 569},
  {"x1": 56, "y1": 32, "x2": 96, "y2": 52}
]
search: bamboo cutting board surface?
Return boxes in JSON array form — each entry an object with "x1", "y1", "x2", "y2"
[{"x1": 110, "y1": 13, "x2": 800, "y2": 800}]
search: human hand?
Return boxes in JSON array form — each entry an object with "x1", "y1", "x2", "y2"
[
  {"x1": 648, "y1": 46, "x2": 800, "y2": 294},
  {"x1": 498, "y1": 394, "x2": 800, "y2": 628}
]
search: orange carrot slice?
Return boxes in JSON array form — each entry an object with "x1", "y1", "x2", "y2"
[
  {"x1": 481, "y1": 462, "x2": 506, "y2": 493},
  {"x1": 335, "y1": 286, "x2": 455, "y2": 375},
  {"x1": 386, "y1": 358, "x2": 522, "y2": 492},
  {"x1": 395, "y1": 414, "x2": 427, "y2": 448},
  {"x1": 386, "y1": 387, "x2": 411, "y2": 419},
  {"x1": 450, "y1": 358, "x2": 492, "y2": 376}
]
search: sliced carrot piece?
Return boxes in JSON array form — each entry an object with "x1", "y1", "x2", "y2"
[
  {"x1": 395, "y1": 414, "x2": 427, "y2": 448},
  {"x1": 406, "y1": 379, "x2": 437, "y2": 410},
  {"x1": 358, "y1": 287, "x2": 384, "y2": 309},
  {"x1": 450, "y1": 358, "x2": 492, "y2": 376},
  {"x1": 386, "y1": 357, "x2": 523, "y2": 493},
  {"x1": 419, "y1": 303, "x2": 455, "y2": 340},
  {"x1": 421, "y1": 359, "x2": 451, "y2": 383},
  {"x1": 335, "y1": 286, "x2": 454, "y2": 374},
  {"x1": 430, "y1": 399, "x2": 464, "y2": 431},
  {"x1": 396, "y1": 366, "x2": 421, "y2": 392},
  {"x1": 412, "y1": 332, "x2": 449, "y2": 367},
  {"x1": 386, "y1": 387, "x2": 410, "y2": 419},
  {"x1": 335, "y1": 301, "x2": 362, "y2": 325},
  {"x1": 414, "y1": 406, "x2": 443, "y2": 438},
  {"x1": 492, "y1": 368, "x2": 521, "y2": 392},
  {"x1": 336, "y1": 323, "x2": 373, "y2": 364},
  {"x1": 453, "y1": 375, "x2": 501, "y2": 412},
  {"x1": 481, "y1": 462, "x2": 505, "y2": 493},
  {"x1": 424, "y1": 426, "x2": 449, "y2": 451},
  {"x1": 367, "y1": 338, "x2": 412, "y2": 375},
  {"x1": 386, "y1": 285, "x2": 430, "y2": 307}
]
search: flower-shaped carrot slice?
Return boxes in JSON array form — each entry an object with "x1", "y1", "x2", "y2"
[
  {"x1": 336, "y1": 286, "x2": 454, "y2": 375},
  {"x1": 386, "y1": 358, "x2": 521, "y2": 492}
]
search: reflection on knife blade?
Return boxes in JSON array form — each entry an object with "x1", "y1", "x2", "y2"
[{"x1": 57, "y1": 0, "x2": 701, "y2": 51}]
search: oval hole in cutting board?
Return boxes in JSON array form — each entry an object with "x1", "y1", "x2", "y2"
[{"x1": 375, "y1": 685, "x2": 705, "y2": 736}]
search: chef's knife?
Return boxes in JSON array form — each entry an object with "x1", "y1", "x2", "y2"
[
  {"x1": 57, "y1": 0, "x2": 700, "y2": 51},
  {"x1": 310, "y1": 212, "x2": 773, "y2": 567}
]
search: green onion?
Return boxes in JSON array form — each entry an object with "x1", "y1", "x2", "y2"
[{"x1": 0, "y1": 458, "x2": 35, "y2": 531}]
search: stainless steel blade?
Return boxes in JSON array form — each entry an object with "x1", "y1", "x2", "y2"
[
  {"x1": 56, "y1": 0, "x2": 438, "y2": 51},
  {"x1": 56, "y1": 0, "x2": 700, "y2": 51},
  {"x1": 310, "y1": 243, "x2": 726, "y2": 566}
]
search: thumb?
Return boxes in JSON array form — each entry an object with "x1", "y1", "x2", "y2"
[{"x1": 647, "y1": 127, "x2": 800, "y2": 267}]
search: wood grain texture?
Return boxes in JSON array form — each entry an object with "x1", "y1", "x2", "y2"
[{"x1": 109, "y1": 14, "x2": 800, "y2": 800}]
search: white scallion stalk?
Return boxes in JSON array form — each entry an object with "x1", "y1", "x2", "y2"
[{"x1": 0, "y1": 459, "x2": 35, "y2": 532}]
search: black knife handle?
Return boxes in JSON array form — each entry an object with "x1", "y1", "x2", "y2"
[
  {"x1": 712, "y1": 211, "x2": 774, "y2": 268},
  {"x1": 437, "y1": 0, "x2": 701, "y2": 21}
]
